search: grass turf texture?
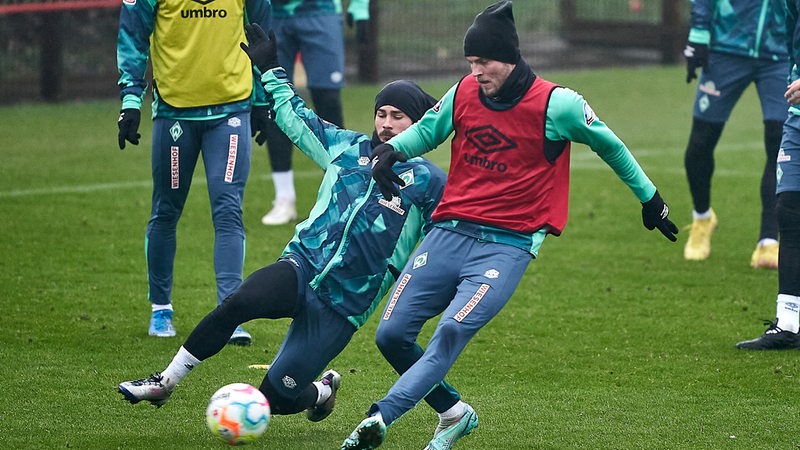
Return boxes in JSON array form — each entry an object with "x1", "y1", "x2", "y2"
[{"x1": 1, "y1": 65, "x2": 796, "y2": 449}]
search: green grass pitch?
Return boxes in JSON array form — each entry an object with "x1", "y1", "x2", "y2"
[{"x1": 1, "y1": 65, "x2": 797, "y2": 449}]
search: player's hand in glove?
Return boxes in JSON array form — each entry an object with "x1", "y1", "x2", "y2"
[
  {"x1": 371, "y1": 143, "x2": 407, "y2": 200},
  {"x1": 241, "y1": 24, "x2": 279, "y2": 73},
  {"x1": 683, "y1": 42, "x2": 709, "y2": 84},
  {"x1": 250, "y1": 105, "x2": 271, "y2": 145},
  {"x1": 118, "y1": 108, "x2": 141, "y2": 149},
  {"x1": 641, "y1": 190, "x2": 679, "y2": 242}
]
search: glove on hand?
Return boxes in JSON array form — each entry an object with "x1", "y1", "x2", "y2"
[
  {"x1": 371, "y1": 143, "x2": 407, "y2": 200},
  {"x1": 117, "y1": 108, "x2": 141, "y2": 149},
  {"x1": 250, "y1": 105, "x2": 272, "y2": 145},
  {"x1": 641, "y1": 190, "x2": 679, "y2": 242},
  {"x1": 241, "y1": 24, "x2": 279, "y2": 73},
  {"x1": 683, "y1": 43, "x2": 709, "y2": 84}
]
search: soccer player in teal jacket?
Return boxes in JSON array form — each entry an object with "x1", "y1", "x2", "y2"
[
  {"x1": 682, "y1": 0, "x2": 788, "y2": 266},
  {"x1": 116, "y1": 0, "x2": 272, "y2": 344},
  {"x1": 118, "y1": 27, "x2": 449, "y2": 422},
  {"x1": 343, "y1": 2, "x2": 677, "y2": 449}
]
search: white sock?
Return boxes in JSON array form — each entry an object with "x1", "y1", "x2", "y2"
[
  {"x1": 776, "y1": 294, "x2": 800, "y2": 333},
  {"x1": 692, "y1": 209, "x2": 712, "y2": 220},
  {"x1": 272, "y1": 171, "x2": 295, "y2": 202},
  {"x1": 757, "y1": 238, "x2": 778, "y2": 247},
  {"x1": 151, "y1": 303, "x2": 173, "y2": 312},
  {"x1": 438, "y1": 401, "x2": 466, "y2": 423},
  {"x1": 313, "y1": 381, "x2": 331, "y2": 406},
  {"x1": 160, "y1": 346, "x2": 202, "y2": 390}
]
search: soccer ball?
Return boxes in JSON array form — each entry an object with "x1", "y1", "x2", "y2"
[{"x1": 205, "y1": 383, "x2": 271, "y2": 445}]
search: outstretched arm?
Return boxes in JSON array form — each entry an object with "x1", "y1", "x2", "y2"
[
  {"x1": 547, "y1": 87, "x2": 678, "y2": 241},
  {"x1": 241, "y1": 24, "x2": 365, "y2": 168}
]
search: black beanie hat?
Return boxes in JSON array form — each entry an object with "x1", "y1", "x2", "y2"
[
  {"x1": 463, "y1": 1, "x2": 520, "y2": 64},
  {"x1": 374, "y1": 80, "x2": 437, "y2": 123}
]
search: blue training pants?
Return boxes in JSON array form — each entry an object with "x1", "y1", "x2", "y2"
[
  {"x1": 373, "y1": 227, "x2": 533, "y2": 425},
  {"x1": 146, "y1": 114, "x2": 251, "y2": 306}
]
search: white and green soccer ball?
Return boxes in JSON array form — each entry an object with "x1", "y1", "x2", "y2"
[{"x1": 205, "y1": 383, "x2": 271, "y2": 446}]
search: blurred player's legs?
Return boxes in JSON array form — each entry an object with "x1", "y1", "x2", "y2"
[
  {"x1": 261, "y1": 13, "x2": 345, "y2": 226},
  {"x1": 683, "y1": 115, "x2": 723, "y2": 262},
  {"x1": 684, "y1": 55, "x2": 785, "y2": 264},
  {"x1": 750, "y1": 119, "x2": 783, "y2": 269},
  {"x1": 202, "y1": 114, "x2": 252, "y2": 345},
  {"x1": 146, "y1": 119, "x2": 203, "y2": 337},
  {"x1": 736, "y1": 117, "x2": 800, "y2": 349}
]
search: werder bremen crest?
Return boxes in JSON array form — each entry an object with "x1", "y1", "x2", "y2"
[
  {"x1": 169, "y1": 122, "x2": 183, "y2": 141},
  {"x1": 398, "y1": 169, "x2": 414, "y2": 189}
]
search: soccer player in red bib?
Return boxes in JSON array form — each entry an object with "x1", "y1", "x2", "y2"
[{"x1": 342, "y1": 2, "x2": 678, "y2": 449}]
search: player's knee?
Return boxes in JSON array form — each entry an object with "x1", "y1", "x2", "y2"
[
  {"x1": 149, "y1": 208, "x2": 183, "y2": 228},
  {"x1": 210, "y1": 209, "x2": 244, "y2": 231},
  {"x1": 217, "y1": 292, "x2": 249, "y2": 320},
  {"x1": 375, "y1": 322, "x2": 414, "y2": 354},
  {"x1": 435, "y1": 319, "x2": 464, "y2": 342},
  {"x1": 687, "y1": 119, "x2": 724, "y2": 153}
]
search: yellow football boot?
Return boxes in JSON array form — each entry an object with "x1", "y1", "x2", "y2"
[{"x1": 683, "y1": 209, "x2": 718, "y2": 261}]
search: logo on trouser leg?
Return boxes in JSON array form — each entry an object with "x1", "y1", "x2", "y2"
[
  {"x1": 383, "y1": 273, "x2": 411, "y2": 320},
  {"x1": 170, "y1": 146, "x2": 180, "y2": 189},
  {"x1": 169, "y1": 122, "x2": 183, "y2": 141},
  {"x1": 413, "y1": 252, "x2": 428, "y2": 269},
  {"x1": 225, "y1": 135, "x2": 238, "y2": 183},
  {"x1": 453, "y1": 283, "x2": 489, "y2": 323},
  {"x1": 282, "y1": 375, "x2": 297, "y2": 389}
]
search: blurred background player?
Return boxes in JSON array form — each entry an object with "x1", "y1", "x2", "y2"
[
  {"x1": 735, "y1": 0, "x2": 800, "y2": 350},
  {"x1": 115, "y1": 0, "x2": 271, "y2": 344},
  {"x1": 257, "y1": 0, "x2": 370, "y2": 225},
  {"x1": 118, "y1": 25, "x2": 450, "y2": 423},
  {"x1": 681, "y1": 0, "x2": 788, "y2": 268}
]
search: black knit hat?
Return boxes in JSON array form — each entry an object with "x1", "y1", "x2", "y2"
[
  {"x1": 374, "y1": 80, "x2": 437, "y2": 123},
  {"x1": 463, "y1": 1, "x2": 520, "y2": 64}
]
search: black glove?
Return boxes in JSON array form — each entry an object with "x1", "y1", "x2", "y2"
[
  {"x1": 240, "y1": 24, "x2": 279, "y2": 73},
  {"x1": 347, "y1": 13, "x2": 368, "y2": 45},
  {"x1": 641, "y1": 190, "x2": 679, "y2": 242},
  {"x1": 683, "y1": 43, "x2": 709, "y2": 84},
  {"x1": 250, "y1": 105, "x2": 271, "y2": 145},
  {"x1": 371, "y1": 143, "x2": 407, "y2": 200},
  {"x1": 117, "y1": 108, "x2": 141, "y2": 149}
]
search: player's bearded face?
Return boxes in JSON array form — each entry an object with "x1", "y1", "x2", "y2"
[
  {"x1": 467, "y1": 57, "x2": 515, "y2": 97},
  {"x1": 374, "y1": 105, "x2": 413, "y2": 142}
]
